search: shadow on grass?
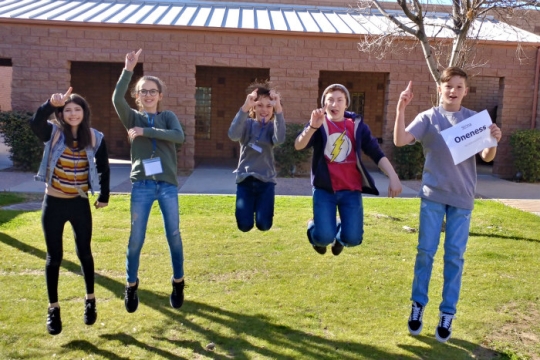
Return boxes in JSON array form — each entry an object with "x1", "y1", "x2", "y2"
[
  {"x1": 62, "y1": 340, "x2": 130, "y2": 360},
  {"x1": 0, "y1": 208, "x2": 25, "y2": 226},
  {"x1": 469, "y1": 232, "x2": 540, "y2": 243},
  {"x1": 0, "y1": 232, "x2": 489, "y2": 359},
  {"x1": 398, "y1": 335, "x2": 507, "y2": 360}
]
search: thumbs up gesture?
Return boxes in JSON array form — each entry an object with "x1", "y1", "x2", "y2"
[
  {"x1": 397, "y1": 81, "x2": 413, "y2": 110},
  {"x1": 50, "y1": 87, "x2": 73, "y2": 107}
]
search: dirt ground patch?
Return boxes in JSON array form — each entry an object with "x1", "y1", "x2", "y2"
[{"x1": 475, "y1": 302, "x2": 540, "y2": 360}]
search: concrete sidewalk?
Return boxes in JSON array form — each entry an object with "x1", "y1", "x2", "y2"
[{"x1": 0, "y1": 136, "x2": 539, "y2": 215}]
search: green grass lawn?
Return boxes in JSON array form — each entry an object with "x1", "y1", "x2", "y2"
[{"x1": 0, "y1": 193, "x2": 539, "y2": 359}]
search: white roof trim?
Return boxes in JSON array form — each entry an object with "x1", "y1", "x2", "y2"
[{"x1": 1, "y1": 0, "x2": 539, "y2": 43}]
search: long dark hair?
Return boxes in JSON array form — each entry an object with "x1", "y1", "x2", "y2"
[{"x1": 53, "y1": 94, "x2": 92, "y2": 149}]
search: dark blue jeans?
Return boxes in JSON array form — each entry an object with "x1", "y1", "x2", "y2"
[
  {"x1": 235, "y1": 177, "x2": 275, "y2": 232},
  {"x1": 308, "y1": 188, "x2": 364, "y2": 247}
]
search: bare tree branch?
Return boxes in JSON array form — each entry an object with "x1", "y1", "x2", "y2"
[{"x1": 355, "y1": 0, "x2": 540, "y2": 84}]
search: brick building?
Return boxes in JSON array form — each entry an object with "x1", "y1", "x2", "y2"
[{"x1": 0, "y1": 0, "x2": 539, "y2": 178}]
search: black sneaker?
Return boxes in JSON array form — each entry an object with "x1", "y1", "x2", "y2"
[
  {"x1": 435, "y1": 312, "x2": 454, "y2": 343},
  {"x1": 407, "y1": 301, "x2": 425, "y2": 335},
  {"x1": 331, "y1": 240, "x2": 344, "y2": 256},
  {"x1": 307, "y1": 219, "x2": 326, "y2": 255},
  {"x1": 124, "y1": 279, "x2": 139, "y2": 313},
  {"x1": 47, "y1": 307, "x2": 62, "y2": 335},
  {"x1": 84, "y1": 298, "x2": 97, "y2": 325},
  {"x1": 170, "y1": 278, "x2": 185, "y2": 309}
]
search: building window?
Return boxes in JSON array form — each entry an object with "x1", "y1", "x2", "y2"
[
  {"x1": 195, "y1": 87, "x2": 212, "y2": 139},
  {"x1": 350, "y1": 92, "x2": 365, "y2": 116}
]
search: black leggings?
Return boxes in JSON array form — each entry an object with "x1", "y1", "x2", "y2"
[{"x1": 42, "y1": 195, "x2": 94, "y2": 303}]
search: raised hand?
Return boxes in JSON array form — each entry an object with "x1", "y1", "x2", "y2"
[
  {"x1": 397, "y1": 81, "x2": 413, "y2": 110},
  {"x1": 125, "y1": 49, "x2": 142, "y2": 72},
  {"x1": 269, "y1": 90, "x2": 282, "y2": 113},
  {"x1": 50, "y1": 87, "x2": 73, "y2": 107},
  {"x1": 309, "y1": 103, "x2": 328, "y2": 129},
  {"x1": 241, "y1": 89, "x2": 258, "y2": 113}
]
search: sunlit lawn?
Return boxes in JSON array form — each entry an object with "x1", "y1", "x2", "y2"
[{"x1": 0, "y1": 193, "x2": 539, "y2": 359}]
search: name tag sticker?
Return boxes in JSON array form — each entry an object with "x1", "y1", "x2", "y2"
[
  {"x1": 143, "y1": 157, "x2": 163, "y2": 176},
  {"x1": 248, "y1": 143, "x2": 263, "y2": 153}
]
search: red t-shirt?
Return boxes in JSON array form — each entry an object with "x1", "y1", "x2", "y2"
[{"x1": 324, "y1": 118, "x2": 362, "y2": 191}]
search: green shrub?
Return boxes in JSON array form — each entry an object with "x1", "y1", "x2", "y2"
[
  {"x1": 509, "y1": 129, "x2": 540, "y2": 182},
  {"x1": 393, "y1": 142, "x2": 424, "y2": 180},
  {"x1": 274, "y1": 123, "x2": 312, "y2": 177},
  {"x1": 0, "y1": 111, "x2": 43, "y2": 172}
]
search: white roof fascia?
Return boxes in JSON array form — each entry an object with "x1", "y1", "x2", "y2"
[{"x1": 0, "y1": 0, "x2": 539, "y2": 43}]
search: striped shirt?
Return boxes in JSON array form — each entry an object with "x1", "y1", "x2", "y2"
[{"x1": 51, "y1": 141, "x2": 89, "y2": 195}]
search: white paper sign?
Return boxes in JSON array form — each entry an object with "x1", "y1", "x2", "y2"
[{"x1": 440, "y1": 110, "x2": 497, "y2": 165}]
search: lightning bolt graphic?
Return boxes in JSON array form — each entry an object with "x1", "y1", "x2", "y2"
[{"x1": 330, "y1": 131, "x2": 346, "y2": 162}]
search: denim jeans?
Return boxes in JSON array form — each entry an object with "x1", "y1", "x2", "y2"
[
  {"x1": 126, "y1": 180, "x2": 184, "y2": 283},
  {"x1": 235, "y1": 177, "x2": 275, "y2": 232},
  {"x1": 411, "y1": 198, "x2": 472, "y2": 315},
  {"x1": 307, "y1": 188, "x2": 364, "y2": 247}
]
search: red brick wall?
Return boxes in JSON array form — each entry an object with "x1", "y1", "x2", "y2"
[
  {"x1": 319, "y1": 71, "x2": 387, "y2": 139},
  {"x1": 70, "y1": 62, "x2": 143, "y2": 159},
  {"x1": 0, "y1": 22, "x2": 538, "y2": 177},
  {"x1": 461, "y1": 76, "x2": 501, "y2": 121},
  {"x1": 0, "y1": 66, "x2": 12, "y2": 111},
  {"x1": 195, "y1": 66, "x2": 270, "y2": 163}
]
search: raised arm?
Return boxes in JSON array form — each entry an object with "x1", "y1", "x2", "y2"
[
  {"x1": 228, "y1": 89, "x2": 257, "y2": 141},
  {"x1": 29, "y1": 87, "x2": 73, "y2": 142},
  {"x1": 270, "y1": 90, "x2": 285, "y2": 145},
  {"x1": 394, "y1": 81, "x2": 416, "y2": 147},
  {"x1": 294, "y1": 104, "x2": 326, "y2": 150},
  {"x1": 112, "y1": 49, "x2": 143, "y2": 129}
]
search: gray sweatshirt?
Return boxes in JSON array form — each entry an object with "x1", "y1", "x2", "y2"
[{"x1": 228, "y1": 109, "x2": 286, "y2": 184}]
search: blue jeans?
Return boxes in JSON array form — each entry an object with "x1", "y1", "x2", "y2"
[
  {"x1": 411, "y1": 198, "x2": 472, "y2": 315},
  {"x1": 126, "y1": 180, "x2": 184, "y2": 283},
  {"x1": 307, "y1": 188, "x2": 364, "y2": 247},
  {"x1": 235, "y1": 177, "x2": 275, "y2": 232}
]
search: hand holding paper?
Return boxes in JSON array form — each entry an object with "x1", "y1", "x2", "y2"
[{"x1": 440, "y1": 110, "x2": 498, "y2": 165}]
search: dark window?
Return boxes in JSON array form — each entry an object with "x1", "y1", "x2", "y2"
[
  {"x1": 350, "y1": 92, "x2": 365, "y2": 116},
  {"x1": 195, "y1": 87, "x2": 212, "y2": 139}
]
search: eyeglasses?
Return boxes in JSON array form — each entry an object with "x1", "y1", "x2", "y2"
[{"x1": 138, "y1": 89, "x2": 160, "y2": 96}]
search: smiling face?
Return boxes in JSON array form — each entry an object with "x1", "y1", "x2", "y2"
[
  {"x1": 324, "y1": 90, "x2": 348, "y2": 122},
  {"x1": 253, "y1": 95, "x2": 274, "y2": 122},
  {"x1": 62, "y1": 102, "x2": 84, "y2": 131},
  {"x1": 135, "y1": 79, "x2": 163, "y2": 113},
  {"x1": 438, "y1": 75, "x2": 468, "y2": 112}
]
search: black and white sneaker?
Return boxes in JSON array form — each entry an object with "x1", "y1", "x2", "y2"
[
  {"x1": 435, "y1": 312, "x2": 454, "y2": 343},
  {"x1": 84, "y1": 298, "x2": 97, "y2": 325},
  {"x1": 407, "y1": 301, "x2": 425, "y2": 335},
  {"x1": 47, "y1": 307, "x2": 62, "y2": 335},
  {"x1": 124, "y1": 279, "x2": 139, "y2": 313}
]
